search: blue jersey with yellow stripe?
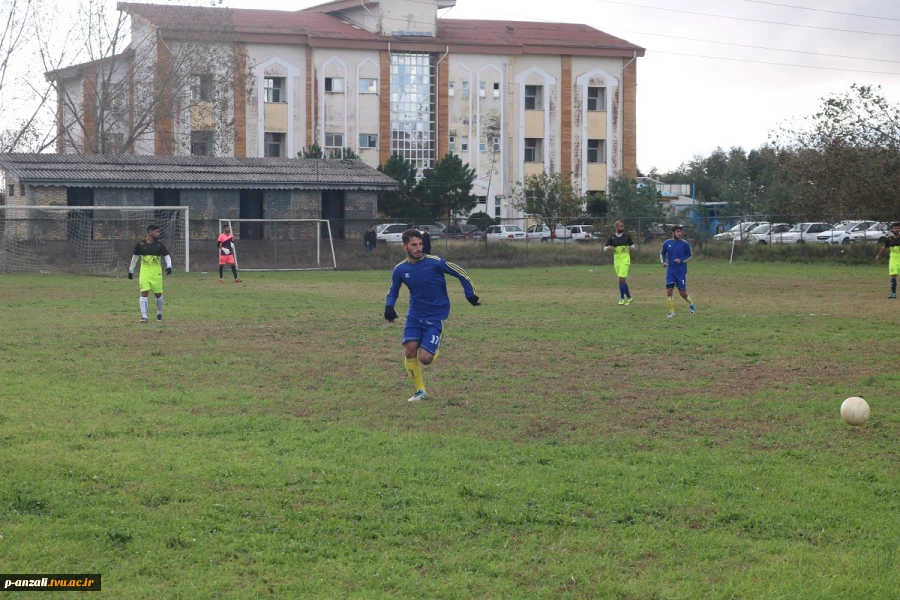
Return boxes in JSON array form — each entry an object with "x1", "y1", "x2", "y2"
[{"x1": 386, "y1": 255, "x2": 476, "y2": 320}]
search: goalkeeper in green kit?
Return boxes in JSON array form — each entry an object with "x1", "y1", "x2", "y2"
[{"x1": 128, "y1": 224, "x2": 172, "y2": 322}]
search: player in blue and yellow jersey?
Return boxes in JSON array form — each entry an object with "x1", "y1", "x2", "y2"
[
  {"x1": 660, "y1": 225, "x2": 695, "y2": 318},
  {"x1": 875, "y1": 222, "x2": 900, "y2": 299},
  {"x1": 128, "y1": 224, "x2": 172, "y2": 323},
  {"x1": 384, "y1": 229, "x2": 480, "y2": 402},
  {"x1": 604, "y1": 220, "x2": 635, "y2": 305}
]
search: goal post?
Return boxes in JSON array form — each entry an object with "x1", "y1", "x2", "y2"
[
  {"x1": 0, "y1": 205, "x2": 189, "y2": 275},
  {"x1": 218, "y1": 218, "x2": 337, "y2": 271}
]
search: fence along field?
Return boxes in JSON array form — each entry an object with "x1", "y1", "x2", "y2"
[{"x1": 1, "y1": 263, "x2": 898, "y2": 598}]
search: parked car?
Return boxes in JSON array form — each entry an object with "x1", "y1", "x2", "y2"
[
  {"x1": 847, "y1": 222, "x2": 890, "y2": 245},
  {"x1": 748, "y1": 223, "x2": 793, "y2": 244},
  {"x1": 525, "y1": 223, "x2": 571, "y2": 242},
  {"x1": 566, "y1": 225, "x2": 596, "y2": 241},
  {"x1": 376, "y1": 223, "x2": 409, "y2": 243},
  {"x1": 713, "y1": 222, "x2": 763, "y2": 242},
  {"x1": 483, "y1": 224, "x2": 527, "y2": 241},
  {"x1": 443, "y1": 223, "x2": 481, "y2": 239},
  {"x1": 816, "y1": 221, "x2": 876, "y2": 244},
  {"x1": 777, "y1": 222, "x2": 832, "y2": 244}
]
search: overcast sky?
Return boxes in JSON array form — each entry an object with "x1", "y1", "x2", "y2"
[{"x1": 222, "y1": 0, "x2": 900, "y2": 173}]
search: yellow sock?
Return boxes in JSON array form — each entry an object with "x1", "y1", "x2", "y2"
[
  {"x1": 684, "y1": 295, "x2": 693, "y2": 304},
  {"x1": 667, "y1": 298, "x2": 675, "y2": 313},
  {"x1": 404, "y1": 357, "x2": 426, "y2": 392},
  {"x1": 430, "y1": 350, "x2": 440, "y2": 365}
]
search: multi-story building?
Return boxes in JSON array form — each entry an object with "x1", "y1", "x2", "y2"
[{"x1": 50, "y1": 0, "x2": 644, "y2": 219}]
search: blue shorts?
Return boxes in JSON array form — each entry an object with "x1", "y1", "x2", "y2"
[
  {"x1": 402, "y1": 317, "x2": 444, "y2": 355},
  {"x1": 666, "y1": 270, "x2": 687, "y2": 290}
]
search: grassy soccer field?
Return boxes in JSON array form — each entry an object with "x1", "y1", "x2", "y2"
[{"x1": 1, "y1": 261, "x2": 898, "y2": 598}]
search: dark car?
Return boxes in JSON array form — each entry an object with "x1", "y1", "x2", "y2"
[{"x1": 443, "y1": 223, "x2": 482, "y2": 239}]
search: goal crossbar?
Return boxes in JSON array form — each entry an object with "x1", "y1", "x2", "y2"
[{"x1": 218, "y1": 218, "x2": 337, "y2": 271}]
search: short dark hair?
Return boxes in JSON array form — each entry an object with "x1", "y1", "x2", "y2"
[
  {"x1": 147, "y1": 224, "x2": 160, "y2": 232},
  {"x1": 892, "y1": 222, "x2": 900, "y2": 228},
  {"x1": 671, "y1": 225, "x2": 683, "y2": 232},
  {"x1": 402, "y1": 229, "x2": 423, "y2": 244}
]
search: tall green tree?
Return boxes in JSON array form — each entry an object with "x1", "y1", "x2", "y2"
[
  {"x1": 377, "y1": 153, "x2": 425, "y2": 218},
  {"x1": 606, "y1": 171, "x2": 665, "y2": 231},
  {"x1": 416, "y1": 153, "x2": 477, "y2": 218},
  {"x1": 512, "y1": 171, "x2": 585, "y2": 229}
]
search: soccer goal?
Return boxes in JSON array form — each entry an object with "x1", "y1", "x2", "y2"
[
  {"x1": 0, "y1": 205, "x2": 189, "y2": 275},
  {"x1": 217, "y1": 219, "x2": 338, "y2": 271}
]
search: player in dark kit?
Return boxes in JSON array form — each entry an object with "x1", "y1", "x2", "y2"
[
  {"x1": 384, "y1": 229, "x2": 480, "y2": 402},
  {"x1": 875, "y1": 222, "x2": 900, "y2": 298},
  {"x1": 128, "y1": 224, "x2": 172, "y2": 323},
  {"x1": 604, "y1": 220, "x2": 635, "y2": 304},
  {"x1": 660, "y1": 225, "x2": 695, "y2": 318}
]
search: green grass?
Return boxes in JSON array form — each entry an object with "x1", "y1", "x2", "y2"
[{"x1": 1, "y1": 262, "x2": 899, "y2": 598}]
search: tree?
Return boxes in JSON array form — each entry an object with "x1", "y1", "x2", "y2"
[
  {"x1": 377, "y1": 153, "x2": 422, "y2": 218},
  {"x1": 40, "y1": 1, "x2": 249, "y2": 155},
  {"x1": 466, "y1": 211, "x2": 496, "y2": 232},
  {"x1": 512, "y1": 171, "x2": 585, "y2": 230},
  {"x1": 298, "y1": 145, "x2": 358, "y2": 160},
  {"x1": 606, "y1": 171, "x2": 665, "y2": 231},
  {"x1": 416, "y1": 153, "x2": 477, "y2": 219}
]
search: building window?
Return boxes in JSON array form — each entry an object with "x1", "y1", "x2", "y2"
[
  {"x1": 587, "y1": 139, "x2": 606, "y2": 163},
  {"x1": 325, "y1": 77, "x2": 344, "y2": 93},
  {"x1": 448, "y1": 81, "x2": 455, "y2": 97},
  {"x1": 102, "y1": 133, "x2": 124, "y2": 154},
  {"x1": 460, "y1": 136, "x2": 469, "y2": 151},
  {"x1": 462, "y1": 81, "x2": 469, "y2": 98},
  {"x1": 479, "y1": 82, "x2": 486, "y2": 97},
  {"x1": 325, "y1": 133, "x2": 344, "y2": 148},
  {"x1": 191, "y1": 131, "x2": 213, "y2": 156},
  {"x1": 191, "y1": 74, "x2": 213, "y2": 102},
  {"x1": 8, "y1": 184, "x2": 14, "y2": 197},
  {"x1": 479, "y1": 140, "x2": 486, "y2": 152},
  {"x1": 493, "y1": 136, "x2": 500, "y2": 152},
  {"x1": 494, "y1": 196, "x2": 501, "y2": 217},
  {"x1": 264, "y1": 132, "x2": 283, "y2": 157},
  {"x1": 106, "y1": 82, "x2": 127, "y2": 117},
  {"x1": 359, "y1": 78, "x2": 378, "y2": 94},
  {"x1": 449, "y1": 135, "x2": 455, "y2": 151},
  {"x1": 390, "y1": 52, "x2": 436, "y2": 171},
  {"x1": 525, "y1": 85, "x2": 543, "y2": 110},
  {"x1": 587, "y1": 87, "x2": 606, "y2": 111},
  {"x1": 493, "y1": 82, "x2": 500, "y2": 98},
  {"x1": 264, "y1": 77, "x2": 284, "y2": 103},
  {"x1": 524, "y1": 138, "x2": 542, "y2": 162},
  {"x1": 359, "y1": 133, "x2": 378, "y2": 149}
]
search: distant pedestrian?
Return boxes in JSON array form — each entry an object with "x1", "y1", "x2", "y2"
[
  {"x1": 604, "y1": 220, "x2": 634, "y2": 305},
  {"x1": 422, "y1": 227, "x2": 432, "y2": 255},
  {"x1": 875, "y1": 221, "x2": 900, "y2": 299},
  {"x1": 364, "y1": 225, "x2": 377, "y2": 253}
]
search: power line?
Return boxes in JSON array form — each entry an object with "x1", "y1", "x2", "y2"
[
  {"x1": 646, "y1": 48, "x2": 900, "y2": 76},
  {"x1": 592, "y1": 0, "x2": 900, "y2": 38},
  {"x1": 739, "y1": 0, "x2": 900, "y2": 23},
  {"x1": 604, "y1": 27, "x2": 900, "y2": 65}
]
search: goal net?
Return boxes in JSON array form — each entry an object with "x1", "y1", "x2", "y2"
[
  {"x1": 218, "y1": 219, "x2": 337, "y2": 271},
  {"x1": 0, "y1": 206, "x2": 189, "y2": 275}
]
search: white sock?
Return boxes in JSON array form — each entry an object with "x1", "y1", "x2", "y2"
[
  {"x1": 139, "y1": 297, "x2": 148, "y2": 319},
  {"x1": 156, "y1": 296, "x2": 163, "y2": 316}
]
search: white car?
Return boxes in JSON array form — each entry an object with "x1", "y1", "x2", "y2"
[
  {"x1": 847, "y1": 222, "x2": 890, "y2": 245},
  {"x1": 777, "y1": 222, "x2": 832, "y2": 244},
  {"x1": 747, "y1": 223, "x2": 793, "y2": 244},
  {"x1": 816, "y1": 221, "x2": 876, "y2": 244},
  {"x1": 483, "y1": 224, "x2": 526, "y2": 241},
  {"x1": 565, "y1": 224, "x2": 596, "y2": 241},
  {"x1": 525, "y1": 223, "x2": 570, "y2": 242},
  {"x1": 376, "y1": 223, "x2": 409, "y2": 243},
  {"x1": 714, "y1": 222, "x2": 764, "y2": 242}
]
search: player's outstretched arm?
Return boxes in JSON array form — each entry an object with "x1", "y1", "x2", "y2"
[
  {"x1": 384, "y1": 268, "x2": 403, "y2": 312},
  {"x1": 441, "y1": 260, "x2": 477, "y2": 298},
  {"x1": 128, "y1": 254, "x2": 139, "y2": 279}
]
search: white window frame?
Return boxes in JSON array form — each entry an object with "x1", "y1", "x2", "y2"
[
  {"x1": 325, "y1": 133, "x2": 344, "y2": 148},
  {"x1": 587, "y1": 139, "x2": 606, "y2": 163},
  {"x1": 461, "y1": 136, "x2": 469, "y2": 151},
  {"x1": 462, "y1": 81, "x2": 469, "y2": 98},
  {"x1": 191, "y1": 74, "x2": 213, "y2": 102},
  {"x1": 524, "y1": 138, "x2": 542, "y2": 163},
  {"x1": 359, "y1": 78, "x2": 378, "y2": 94},
  {"x1": 449, "y1": 135, "x2": 455, "y2": 151},
  {"x1": 264, "y1": 132, "x2": 283, "y2": 157},
  {"x1": 448, "y1": 81, "x2": 455, "y2": 97},
  {"x1": 493, "y1": 82, "x2": 500, "y2": 98},
  {"x1": 587, "y1": 87, "x2": 606, "y2": 112},
  {"x1": 525, "y1": 85, "x2": 543, "y2": 110},
  {"x1": 264, "y1": 77, "x2": 285, "y2": 103},
  {"x1": 479, "y1": 82, "x2": 486, "y2": 98},
  {"x1": 493, "y1": 136, "x2": 500, "y2": 152},
  {"x1": 359, "y1": 133, "x2": 378, "y2": 149},
  {"x1": 190, "y1": 130, "x2": 214, "y2": 156},
  {"x1": 325, "y1": 77, "x2": 344, "y2": 93}
]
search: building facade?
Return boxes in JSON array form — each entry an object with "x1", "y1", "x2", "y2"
[{"x1": 50, "y1": 0, "x2": 644, "y2": 219}]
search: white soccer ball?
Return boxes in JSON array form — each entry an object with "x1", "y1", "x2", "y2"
[{"x1": 840, "y1": 397, "x2": 870, "y2": 427}]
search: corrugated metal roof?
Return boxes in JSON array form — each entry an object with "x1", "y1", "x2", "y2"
[{"x1": 0, "y1": 154, "x2": 399, "y2": 190}]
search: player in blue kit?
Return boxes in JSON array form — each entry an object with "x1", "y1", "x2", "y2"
[
  {"x1": 384, "y1": 229, "x2": 480, "y2": 402},
  {"x1": 660, "y1": 225, "x2": 696, "y2": 318}
]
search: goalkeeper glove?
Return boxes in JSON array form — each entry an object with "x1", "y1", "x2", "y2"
[
  {"x1": 467, "y1": 295, "x2": 481, "y2": 306},
  {"x1": 128, "y1": 271, "x2": 133, "y2": 280},
  {"x1": 222, "y1": 248, "x2": 231, "y2": 255},
  {"x1": 384, "y1": 306, "x2": 398, "y2": 322},
  {"x1": 166, "y1": 267, "x2": 172, "y2": 275}
]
